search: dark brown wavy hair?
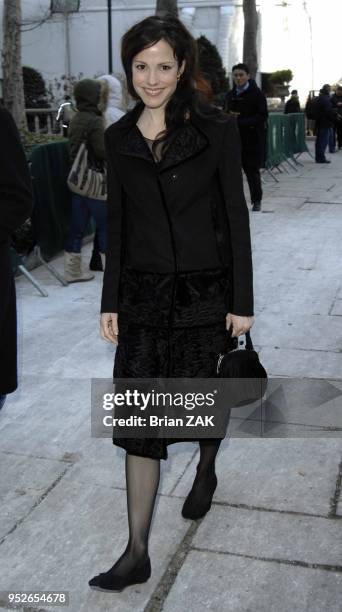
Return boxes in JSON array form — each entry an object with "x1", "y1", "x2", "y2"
[{"x1": 121, "y1": 15, "x2": 226, "y2": 155}]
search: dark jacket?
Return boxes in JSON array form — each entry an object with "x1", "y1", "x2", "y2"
[
  {"x1": 68, "y1": 79, "x2": 106, "y2": 165},
  {"x1": 316, "y1": 93, "x2": 336, "y2": 128},
  {"x1": 331, "y1": 93, "x2": 342, "y2": 118},
  {"x1": 284, "y1": 97, "x2": 301, "y2": 114},
  {"x1": 224, "y1": 80, "x2": 268, "y2": 168},
  {"x1": 101, "y1": 104, "x2": 254, "y2": 317},
  {"x1": 0, "y1": 108, "x2": 33, "y2": 395}
]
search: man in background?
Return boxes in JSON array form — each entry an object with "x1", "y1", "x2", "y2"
[
  {"x1": 284, "y1": 90, "x2": 301, "y2": 114},
  {"x1": 315, "y1": 84, "x2": 336, "y2": 163},
  {"x1": 0, "y1": 108, "x2": 33, "y2": 409},
  {"x1": 224, "y1": 63, "x2": 268, "y2": 212},
  {"x1": 330, "y1": 85, "x2": 342, "y2": 150}
]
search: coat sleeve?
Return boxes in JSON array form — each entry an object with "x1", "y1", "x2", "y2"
[
  {"x1": 100, "y1": 129, "x2": 123, "y2": 313},
  {"x1": 0, "y1": 109, "x2": 33, "y2": 244},
  {"x1": 217, "y1": 117, "x2": 254, "y2": 317}
]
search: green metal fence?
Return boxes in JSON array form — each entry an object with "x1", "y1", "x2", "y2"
[{"x1": 265, "y1": 113, "x2": 309, "y2": 169}]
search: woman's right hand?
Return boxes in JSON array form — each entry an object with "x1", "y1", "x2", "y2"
[{"x1": 100, "y1": 313, "x2": 118, "y2": 344}]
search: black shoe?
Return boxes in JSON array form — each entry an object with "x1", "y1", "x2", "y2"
[
  {"x1": 89, "y1": 249, "x2": 103, "y2": 271},
  {"x1": 89, "y1": 557, "x2": 151, "y2": 592},
  {"x1": 316, "y1": 160, "x2": 331, "y2": 164},
  {"x1": 182, "y1": 473, "x2": 217, "y2": 520},
  {"x1": 252, "y1": 201, "x2": 262, "y2": 212}
]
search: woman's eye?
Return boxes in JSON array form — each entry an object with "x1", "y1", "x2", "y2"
[
  {"x1": 161, "y1": 65, "x2": 172, "y2": 70},
  {"x1": 135, "y1": 64, "x2": 145, "y2": 70}
]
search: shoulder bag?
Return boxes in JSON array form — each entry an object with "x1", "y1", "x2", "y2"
[{"x1": 67, "y1": 125, "x2": 107, "y2": 201}]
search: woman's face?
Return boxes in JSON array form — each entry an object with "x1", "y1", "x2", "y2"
[{"x1": 132, "y1": 38, "x2": 185, "y2": 110}]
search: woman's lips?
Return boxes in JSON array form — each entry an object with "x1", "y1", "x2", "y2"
[{"x1": 144, "y1": 89, "x2": 164, "y2": 96}]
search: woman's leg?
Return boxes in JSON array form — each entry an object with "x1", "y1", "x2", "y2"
[
  {"x1": 181, "y1": 439, "x2": 221, "y2": 520},
  {"x1": 64, "y1": 193, "x2": 90, "y2": 253},
  {"x1": 86, "y1": 198, "x2": 107, "y2": 253},
  {"x1": 64, "y1": 194, "x2": 94, "y2": 282},
  {"x1": 89, "y1": 453, "x2": 160, "y2": 589}
]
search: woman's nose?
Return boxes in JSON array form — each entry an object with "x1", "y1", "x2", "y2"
[{"x1": 146, "y1": 69, "x2": 158, "y2": 85}]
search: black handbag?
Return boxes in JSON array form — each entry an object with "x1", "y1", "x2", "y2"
[{"x1": 216, "y1": 328, "x2": 268, "y2": 407}]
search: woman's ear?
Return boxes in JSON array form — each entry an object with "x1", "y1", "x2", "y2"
[{"x1": 178, "y1": 60, "x2": 186, "y2": 76}]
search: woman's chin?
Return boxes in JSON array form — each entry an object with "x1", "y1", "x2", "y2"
[{"x1": 142, "y1": 97, "x2": 166, "y2": 109}]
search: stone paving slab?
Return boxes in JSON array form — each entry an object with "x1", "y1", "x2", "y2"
[
  {"x1": 331, "y1": 300, "x2": 342, "y2": 316},
  {"x1": 193, "y1": 506, "x2": 342, "y2": 566},
  {"x1": 259, "y1": 346, "x2": 342, "y2": 379},
  {"x1": 252, "y1": 312, "x2": 342, "y2": 352},
  {"x1": 173, "y1": 439, "x2": 342, "y2": 515},
  {"x1": 0, "y1": 452, "x2": 69, "y2": 541},
  {"x1": 0, "y1": 375, "x2": 53, "y2": 424},
  {"x1": 43, "y1": 328, "x2": 115, "y2": 379},
  {"x1": 0, "y1": 477, "x2": 189, "y2": 612},
  {"x1": 253, "y1": 277, "x2": 339, "y2": 318},
  {"x1": 18, "y1": 311, "x2": 97, "y2": 376},
  {"x1": 0, "y1": 378, "x2": 91, "y2": 460},
  {"x1": 305, "y1": 195, "x2": 342, "y2": 204},
  {"x1": 162, "y1": 550, "x2": 342, "y2": 612}
]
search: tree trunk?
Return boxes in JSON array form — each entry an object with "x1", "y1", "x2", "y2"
[
  {"x1": 156, "y1": 0, "x2": 178, "y2": 18},
  {"x1": 2, "y1": 0, "x2": 27, "y2": 130},
  {"x1": 242, "y1": 0, "x2": 258, "y2": 79}
]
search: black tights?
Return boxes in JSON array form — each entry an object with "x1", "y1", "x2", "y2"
[{"x1": 102, "y1": 439, "x2": 221, "y2": 578}]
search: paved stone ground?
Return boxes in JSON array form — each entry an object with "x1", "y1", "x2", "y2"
[{"x1": 0, "y1": 142, "x2": 341, "y2": 611}]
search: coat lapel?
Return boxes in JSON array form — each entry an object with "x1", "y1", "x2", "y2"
[{"x1": 114, "y1": 105, "x2": 210, "y2": 171}]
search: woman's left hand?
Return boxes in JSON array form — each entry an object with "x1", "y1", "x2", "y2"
[{"x1": 226, "y1": 313, "x2": 254, "y2": 337}]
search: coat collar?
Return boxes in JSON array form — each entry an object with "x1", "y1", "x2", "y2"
[{"x1": 113, "y1": 103, "x2": 210, "y2": 171}]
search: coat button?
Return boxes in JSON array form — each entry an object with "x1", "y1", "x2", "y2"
[{"x1": 171, "y1": 173, "x2": 178, "y2": 180}]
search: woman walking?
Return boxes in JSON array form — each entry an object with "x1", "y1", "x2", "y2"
[{"x1": 90, "y1": 15, "x2": 254, "y2": 593}]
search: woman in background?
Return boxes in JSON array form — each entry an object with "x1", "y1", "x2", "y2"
[{"x1": 64, "y1": 78, "x2": 107, "y2": 282}]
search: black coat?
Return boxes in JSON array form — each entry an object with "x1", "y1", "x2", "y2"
[
  {"x1": 224, "y1": 80, "x2": 268, "y2": 168},
  {"x1": 101, "y1": 104, "x2": 254, "y2": 318},
  {"x1": 331, "y1": 93, "x2": 342, "y2": 118},
  {"x1": 0, "y1": 109, "x2": 33, "y2": 395},
  {"x1": 316, "y1": 93, "x2": 336, "y2": 128},
  {"x1": 284, "y1": 98, "x2": 301, "y2": 114}
]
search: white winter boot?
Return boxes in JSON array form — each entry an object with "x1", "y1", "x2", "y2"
[{"x1": 64, "y1": 252, "x2": 95, "y2": 283}]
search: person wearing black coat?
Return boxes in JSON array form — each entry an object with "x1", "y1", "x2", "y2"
[
  {"x1": 224, "y1": 63, "x2": 268, "y2": 212},
  {"x1": 315, "y1": 85, "x2": 336, "y2": 164},
  {"x1": 89, "y1": 16, "x2": 254, "y2": 594},
  {"x1": 331, "y1": 85, "x2": 342, "y2": 149},
  {"x1": 284, "y1": 90, "x2": 301, "y2": 114},
  {"x1": 315, "y1": 84, "x2": 336, "y2": 163},
  {"x1": 0, "y1": 108, "x2": 33, "y2": 407}
]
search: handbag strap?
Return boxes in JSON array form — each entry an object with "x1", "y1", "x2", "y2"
[
  {"x1": 245, "y1": 330, "x2": 254, "y2": 350},
  {"x1": 228, "y1": 324, "x2": 254, "y2": 350}
]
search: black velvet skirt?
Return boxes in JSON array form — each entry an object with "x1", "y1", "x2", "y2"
[{"x1": 113, "y1": 265, "x2": 233, "y2": 460}]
